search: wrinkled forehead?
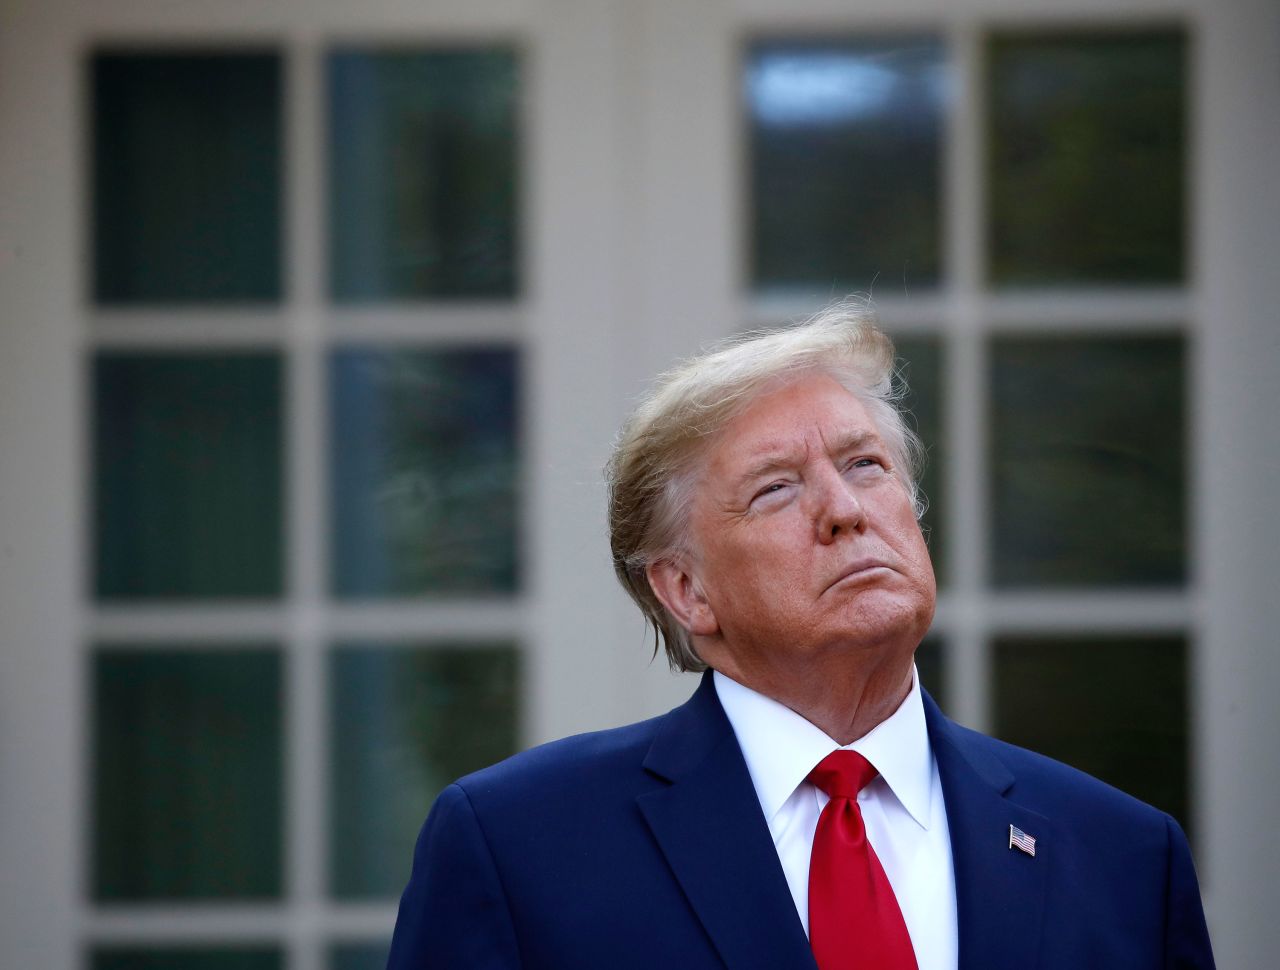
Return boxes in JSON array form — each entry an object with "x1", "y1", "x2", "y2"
[{"x1": 697, "y1": 372, "x2": 882, "y2": 480}]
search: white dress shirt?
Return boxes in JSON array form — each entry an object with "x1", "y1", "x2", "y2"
[{"x1": 714, "y1": 667, "x2": 958, "y2": 970}]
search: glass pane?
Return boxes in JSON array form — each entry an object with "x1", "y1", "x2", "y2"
[
  {"x1": 913, "y1": 637, "x2": 945, "y2": 710},
  {"x1": 94, "y1": 353, "x2": 283, "y2": 600},
  {"x1": 994, "y1": 636, "x2": 1188, "y2": 832},
  {"x1": 331, "y1": 942, "x2": 391, "y2": 970},
  {"x1": 747, "y1": 37, "x2": 946, "y2": 297},
  {"x1": 989, "y1": 335, "x2": 1184, "y2": 588},
  {"x1": 92, "y1": 51, "x2": 282, "y2": 303},
  {"x1": 328, "y1": 48, "x2": 519, "y2": 300},
  {"x1": 987, "y1": 30, "x2": 1186, "y2": 285},
  {"x1": 92, "y1": 649, "x2": 283, "y2": 900},
  {"x1": 92, "y1": 947, "x2": 281, "y2": 970},
  {"x1": 893, "y1": 336, "x2": 944, "y2": 582},
  {"x1": 330, "y1": 348, "x2": 519, "y2": 597},
  {"x1": 329, "y1": 644, "x2": 519, "y2": 898}
]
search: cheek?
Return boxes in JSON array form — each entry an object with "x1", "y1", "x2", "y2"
[
  {"x1": 882, "y1": 503, "x2": 934, "y2": 581},
  {"x1": 705, "y1": 555, "x2": 804, "y2": 624},
  {"x1": 904, "y1": 526, "x2": 936, "y2": 590}
]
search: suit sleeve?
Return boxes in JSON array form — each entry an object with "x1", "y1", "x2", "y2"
[
  {"x1": 386, "y1": 783, "x2": 523, "y2": 970},
  {"x1": 1163, "y1": 815, "x2": 1216, "y2": 970}
]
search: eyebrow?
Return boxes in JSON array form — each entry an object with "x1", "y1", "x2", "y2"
[{"x1": 732, "y1": 429, "x2": 882, "y2": 490}]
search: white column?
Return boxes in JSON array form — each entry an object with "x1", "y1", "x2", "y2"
[
  {"x1": 1196, "y1": 0, "x2": 1280, "y2": 960},
  {"x1": 526, "y1": 0, "x2": 637, "y2": 743},
  {"x1": 615, "y1": 0, "x2": 738, "y2": 719},
  {"x1": 0, "y1": 14, "x2": 83, "y2": 970}
]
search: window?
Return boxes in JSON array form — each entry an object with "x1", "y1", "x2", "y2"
[
  {"x1": 745, "y1": 25, "x2": 1192, "y2": 833},
  {"x1": 85, "y1": 42, "x2": 525, "y2": 963}
]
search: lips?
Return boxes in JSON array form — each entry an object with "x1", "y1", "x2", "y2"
[{"x1": 825, "y1": 558, "x2": 894, "y2": 592}]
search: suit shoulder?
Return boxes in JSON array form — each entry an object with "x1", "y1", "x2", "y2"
[
  {"x1": 453, "y1": 711, "x2": 666, "y2": 803},
  {"x1": 944, "y1": 718, "x2": 1174, "y2": 830}
]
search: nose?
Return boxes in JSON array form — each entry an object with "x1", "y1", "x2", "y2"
[{"x1": 814, "y1": 466, "x2": 865, "y2": 544}]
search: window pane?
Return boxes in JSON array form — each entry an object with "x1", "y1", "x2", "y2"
[
  {"x1": 92, "y1": 947, "x2": 281, "y2": 970},
  {"x1": 893, "y1": 335, "x2": 945, "y2": 582},
  {"x1": 331, "y1": 942, "x2": 391, "y2": 970},
  {"x1": 328, "y1": 48, "x2": 519, "y2": 300},
  {"x1": 92, "y1": 51, "x2": 282, "y2": 303},
  {"x1": 329, "y1": 644, "x2": 519, "y2": 898},
  {"x1": 994, "y1": 636, "x2": 1188, "y2": 832},
  {"x1": 986, "y1": 30, "x2": 1186, "y2": 285},
  {"x1": 989, "y1": 335, "x2": 1184, "y2": 588},
  {"x1": 94, "y1": 353, "x2": 283, "y2": 600},
  {"x1": 92, "y1": 649, "x2": 283, "y2": 900},
  {"x1": 747, "y1": 37, "x2": 946, "y2": 296},
  {"x1": 914, "y1": 638, "x2": 945, "y2": 710},
  {"x1": 330, "y1": 348, "x2": 519, "y2": 597}
]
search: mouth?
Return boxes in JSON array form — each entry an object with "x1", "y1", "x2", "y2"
[{"x1": 825, "y1": 559, "x2": 894, "y2": 593}]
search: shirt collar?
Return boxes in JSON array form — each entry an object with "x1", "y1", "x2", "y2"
[{"x1": 713, "y1": 665, "x2": 935, "y2": 831}]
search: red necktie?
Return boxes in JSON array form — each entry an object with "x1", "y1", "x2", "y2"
[{"x1": 807, "y1": 750, "x2": 919, "y2": 970}]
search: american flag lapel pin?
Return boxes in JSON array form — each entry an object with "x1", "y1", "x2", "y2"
[{"x1": 1008, "y1": 824, "x2": 1037, "y2": 857}]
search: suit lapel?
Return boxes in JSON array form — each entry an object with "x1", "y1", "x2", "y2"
[
  {"x1": 638, "y1": 678, "x2": 1053, "y2": 969},
  {"x1": 638, "y1": 674, "x2": 816, "y2": 970},
  {"x1": 923, "y1": 692, "x2": 1050, "y2": 970}
]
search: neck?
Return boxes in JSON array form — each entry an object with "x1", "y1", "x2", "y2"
[{"x1": 704, "y1": 644, "x2": 915, "y2": 745}]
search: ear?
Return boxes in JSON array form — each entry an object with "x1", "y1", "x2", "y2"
[{"x1": 646, "y1": 558, "x2": 720, "y2": 638}]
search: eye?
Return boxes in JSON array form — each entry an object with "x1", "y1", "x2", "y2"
[
  {"x1": 751, "y1": 480, "x2": 792, "y2": 505},
  {"x1": 844, "y1": 456, "x2": 888, "y2": 477}
]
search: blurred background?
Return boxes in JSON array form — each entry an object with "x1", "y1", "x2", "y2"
[{"x1": 2, "y1": 0, "x2": 1277, "y2": 967}]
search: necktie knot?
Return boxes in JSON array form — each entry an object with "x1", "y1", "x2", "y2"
[{"x1": 807, "y1": 749, "x2": 878, "y2": 801}]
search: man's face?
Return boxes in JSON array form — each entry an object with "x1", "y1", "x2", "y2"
[{"x1": 682, "y1": 372, "x2": 936, "y2": 677}]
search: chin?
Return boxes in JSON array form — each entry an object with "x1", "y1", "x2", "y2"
[{"x1": 843, "y1": 594, "x2": 935, "y2": 648}]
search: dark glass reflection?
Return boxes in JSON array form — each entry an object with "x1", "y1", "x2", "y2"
[
  {"x1": 913, "y1": 638, "x2": 946, "y2": 711},
  {"x1": 92, "y1": 947, "x2": 282, "y2": 970},
  {"x1": 329, "y1": 644, "x2": 519, "y2": 898},
  {"x1": 995, "y1": 635, "x2": 1188, "y2": 833},
  {"x1": 893, "y1": 336, "x2": 945, "y2": 582},
  {"x1": 94, "y1": 353, "x2": 283, "y2": 600},
  {"x1": 990, "y1": 335, "x2": 1185, "y2": 588},
  {"x1": 331, "y1": 942, "x2": 392, "y2": 970},
  {"x1": 329, "y1": 347, "x2": 519, "y2": 598},
  {"x1": 92, "y1": 649, "x2": 283, "y2": 900},
  {"x1": 747, "y1": 37, "x2": 947, "y2": 296},
  {"x1": 986, "y1": 30, "x2": 1187, "y2": 285},
  {"x1": 92, "y1": 51, "x2": 282, "y2": 303},
  {"x1": 328, "y1": 49, "x2": 519, "y2": 300}
]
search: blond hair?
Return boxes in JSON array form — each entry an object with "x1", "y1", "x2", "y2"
[{"x1": 605, "y1": 300, "x2": 925, "y2": 672}]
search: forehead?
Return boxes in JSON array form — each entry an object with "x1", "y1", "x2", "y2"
[{"x1": 702, "y1": 373, "x2": 878, "y2": 473}]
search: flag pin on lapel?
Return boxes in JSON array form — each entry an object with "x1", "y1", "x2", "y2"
[{"x1": 1009, "y1": 824, "x2": 1037, "y2": 857}]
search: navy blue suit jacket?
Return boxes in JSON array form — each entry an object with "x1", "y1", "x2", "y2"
[{"x1": 387, "y1": 673, "x2": 1214, "y2": 969}]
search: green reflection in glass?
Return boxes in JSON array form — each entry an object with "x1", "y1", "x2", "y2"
[
  {"x1": 994, "y1": 636, "x2": 1188, "y2": 833},
  {"x1": 330, "y1": 644, "x2": 519, "y2": 898},
  {"x1": 92, "y1": 947, "x2": 282, "y2": 970},
  {"x1": 913, "y1": 638, "x2": 945, "y2": 711},
  {"x1": 92, "y1": 649, "x2": 282, "y2": 900},
  {"x1": 331, "y1": 941, "x2": 391, "y2": 970},
  {"x1": 330, "y1": 348, "x2": 518, "y2": 597},
  {"x1": 328, "y1": 48, "x2": 519, "y2": 300},
  {"x1": 986, "y1": 30, "x2": 1186, "y2": 285},
  {"x1": 94, "y1": 353, "x2": 283, "y2": 600},
  {"x1": 747, "y1": 37, "x2": 946, "y2": 297},
  {"x1": 990, "y1": 335, "x2": 1184, "y2": 588},
  {"x1": 92, "y1": 51, "x2": 282, "y2": 303},
  {"x1": 893, "y1": 335, "x2": 944, "y2": 582}
]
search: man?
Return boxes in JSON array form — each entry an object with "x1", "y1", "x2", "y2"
[{"x1": 387, "y1": 304, "x2": 1215, "y2": 969}]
